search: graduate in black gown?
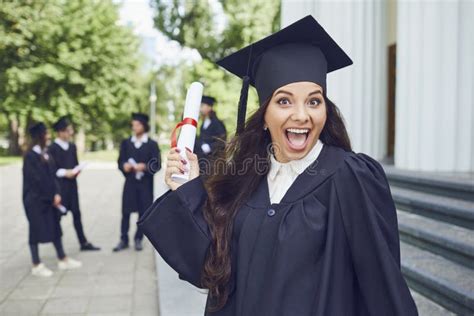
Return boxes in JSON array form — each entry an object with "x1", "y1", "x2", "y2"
[
  {"x1": 113, "y1": 113, "x2": 161, "y2": 252},
  {"x1": 194, "y1": 96, "x2": 227, "y2": 160},
  {"x1": 48, "y1": 116, "x2": 100, "y2": 251},
  {"x1": 23, "y1": 123, "x2": 82, "y2": 277},
  {"x1": 138, "y1": 16, "x2": 418, "y2": 315}
]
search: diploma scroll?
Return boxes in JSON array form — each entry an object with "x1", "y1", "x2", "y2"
[
  {"x1": 128, "y1": 158, "x2": 144, "y2": 180},
  {"x1": 57, "y1": 204, "x2": 68, "y2": 215},
  {"x1": 171, "y1": 82, "x2": 203, "y2": 184},
  {"x1": 72, "y1": 162, "x2": 88, "y2": 175}
]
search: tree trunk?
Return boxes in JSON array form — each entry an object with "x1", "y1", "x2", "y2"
[
  {"x1": 76, "y1": 127, "x2": 86, "y2": 154},
  {"x1": 7, "y1": 114, "x2": 21, "y2": 155}
]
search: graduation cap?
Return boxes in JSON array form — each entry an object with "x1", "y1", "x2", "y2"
[
  {"x1": 131, "y1": 112, "x2": 149, "y2": 125},
  {"x1": 201, "y1": 95, "x2": 216, "y2": 106},
  {"x1": 28, "y1": 122, "x2": 47, "y2": 138},
  {"x1": 216, "y1": 15, "x2": 353, "y2": 134},
  {"x1": 53, "y1": 116, "x2": 71, "y2": 131}
]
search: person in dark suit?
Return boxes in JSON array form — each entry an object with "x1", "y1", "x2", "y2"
[
  {"x1": 48, "y1": 116, "x2": 100, "y2": 251},
  {"x1": 23, "y1": 122, "x2": 82, "y2": 277},
  {"x1": 194, "y1": 96, "x2": 227, "y2": 161},
  {"x1": 113, "y1": 113, "x2": 161, "y2": 252}
]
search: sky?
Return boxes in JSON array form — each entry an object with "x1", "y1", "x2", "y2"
[{"x1": 116, "y1": 0, "x2": 201, "y2": 69}]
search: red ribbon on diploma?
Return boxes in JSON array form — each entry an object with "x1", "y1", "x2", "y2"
[{"x1": 170, "y1": 117, "x2": 198, "y2": 148}]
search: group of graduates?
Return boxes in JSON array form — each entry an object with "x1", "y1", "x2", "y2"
[{"x1": 22, "y1": 96, "x2": 226, "y2": 277}]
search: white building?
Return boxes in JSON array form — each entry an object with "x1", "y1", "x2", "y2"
[{"x1": 282, "y1": 0, "x2": 473, "y2": 172}]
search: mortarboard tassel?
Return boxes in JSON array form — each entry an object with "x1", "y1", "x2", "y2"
[{"x1": 236, "y1": 75, "x2": 250, "y2": 135}]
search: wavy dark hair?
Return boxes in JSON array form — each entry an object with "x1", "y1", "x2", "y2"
[
  {"x1": 26, "y1": 129, "x2": 48, "y2": 162},
  {"x1": 201, "y1": 94, "x2": 351, "y2": 311},
  {"x1": 29, "y1": 133, "x2": 48, "y2": 150}
]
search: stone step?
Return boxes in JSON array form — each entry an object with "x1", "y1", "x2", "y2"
[
  {"x1": 398, "y1": 211, "x2": 474, "y2": 268},
  {"x1": 401, "y1": 242, "x2": 474, "y2": 315},
  {"x1": 383, "y1": 165, "x2": 474, "y2": 202},
  {"x1": 410, "y1": 290, "x2": 456, "y2": 316},
  {"x1": 392, "y1": 187, "x2": 474, "y2": 230}
]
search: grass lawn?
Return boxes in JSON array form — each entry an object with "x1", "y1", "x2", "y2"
[
  {"x1": 79, "y1": 144, "x2": 169, "y2": 162},
  {"x1": 0, "y1": 156, "x2": 22, "y2": 166},
  {"x1": 0, "y1": 144, "x2": 169, "y2": 166},
  {"x1": 0, "y1": 151, "x2": 118, "y2": 166},
  {"x1": 79, "y1": 150, "x2": 118, "y2": 162}
]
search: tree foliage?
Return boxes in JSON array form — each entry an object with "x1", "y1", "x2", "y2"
[
  {"x1": 0, "y1": 0, "x2": 148, "y2": 153},
  {"x1": 151, "y1": 0, "x2": 280, "y2": 61},
  {"x1": 150, "y1": 0, "x2": 280, "y2": 136}
]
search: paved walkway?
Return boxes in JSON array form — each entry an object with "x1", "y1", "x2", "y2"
[
  {"x1": 154, "y1": 252, "x2": 207, "y2": 316},
  {"x1": 152, "y1": 164, "x2": 208, "y2": 316},
  {"x1": 0, "y1": 162, "x2": 159, "y2": 315}
]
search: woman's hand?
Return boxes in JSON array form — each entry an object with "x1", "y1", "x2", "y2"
[
  {"x1": 65, "y1": 170, "x2": 78, "y2": 179},
  {"x1": 135, "y1": 163, "x2": 147, "y2": 172},
  {"x1": 53, "y1": 194, "x2": 61, "y2": 207},
  {"x1": 123, "y1": 162, "x2": 133, "y2": 173},
  {"x1": 165, "y1": 147, "x2": 199, "y2": 191}
]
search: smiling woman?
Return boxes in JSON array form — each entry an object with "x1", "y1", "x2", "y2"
[
  {"x1": 266, "y1": 83, "x2": 326, "y2": 160},
  {"x1": 138, "y1": 15, "x2": 418, "y2": 316}
]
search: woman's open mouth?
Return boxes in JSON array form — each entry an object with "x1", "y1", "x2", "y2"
[{"x1": 284, "y1": 128, "x2": 311, "y2": 151}]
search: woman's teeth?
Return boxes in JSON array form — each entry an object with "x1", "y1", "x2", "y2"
[
  {"x1": 285, "y1": 128, "x2": 309, "y2": 147},
  {"x1": 286, "y1": 128, "x2": 309, "y2": 134}
]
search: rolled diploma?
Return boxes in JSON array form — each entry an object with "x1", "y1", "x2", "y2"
[
  {"x1": 57, "y1": 204, "x2": 68, "y2": 214},
  {"x1": 72, "y1": 162, "x2": 88, "y2": 174},
  {"x1": 171, "y1": 82, "x2": 203, "y2": 184}
]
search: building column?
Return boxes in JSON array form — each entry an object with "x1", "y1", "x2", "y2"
[
  {"x1": 281, "y1": 0, "x2": 388, "y2": 159},
  {"x1": 395, "y1": 0, "x2": 473, "y2": 172}
]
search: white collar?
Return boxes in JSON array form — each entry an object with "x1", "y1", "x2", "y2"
[
  {"x1": 32, "y1": 145, "x2": 42, "y2": 155},
  {"x1": 54, "y1": 138, "x2": 70, "y2": 150},
  {"x1": 32, "y1": 145, "x2": 49, "y2": 159},
  {"x1": 268, "y1": 139, "x2": 324, "y2": 181},
  {"x1": 203, "y1": 117, "x2": 212, "y2": 129},
  {"x1": 131, "y1": 133, "x2": 149, "y2": 144}
]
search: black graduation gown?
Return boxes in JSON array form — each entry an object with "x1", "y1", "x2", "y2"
[
  {"x1": 194, "y1": 115, "x2": 227, "y2": 159},
  {"x1": 137, "y1": 144, "x2": 418, "y2": 316},
  {"x1": 22, "y1": 150, "x2": 62, "y2": 244},
  {"x1": 48, "y1": 142, "x2": 80, "y2": 212},
  {"x1": 118, "y1": 137, "x2": 161, "y2": 214}
]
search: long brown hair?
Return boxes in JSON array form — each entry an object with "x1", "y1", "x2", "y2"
[
  {"x1": 201, "y1": 95, "x2": 351, "y2": 311},
  {"x1": 28, "y1": 133, "x2": 48, "y2": 150},
  {"x1": 27, "y1": 130, "x2": 49, "y2": 162}
]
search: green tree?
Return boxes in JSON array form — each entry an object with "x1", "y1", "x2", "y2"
[
  {"x1": 150, "y1": 0, "x2": 280, "y2": 136},
  {"x1": 151, "y1": 0, "x2": 280, "y2": 61},
  {"x1": 0, "y1": 0, "x2": 147, "y2": 154}
]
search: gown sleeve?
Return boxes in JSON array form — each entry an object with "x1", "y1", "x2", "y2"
[
  {"x1": 23, "y1": 153, "x2": 55, "y2": 204},
  {"x1": 146, "y1": 141, "x2": 161, "y2": 174},
  {"x1": 209, "y1": 120, "x2": 227, "y2": 153},
  {"x1": 72, "y1": 143, "x2": 79, "y2": 166},
  {"x1": 48, "y1": 157, "x2": 61, "y2": 196},
  {"x1": 334, "y1": 153, "x2": 418, "y2": 315},
  {"x1": 137, "y1": 176, "x2": 211, "y2": 288},
  {"x1": 117, "y1": 139, "x2": 128, "y2": 176}
]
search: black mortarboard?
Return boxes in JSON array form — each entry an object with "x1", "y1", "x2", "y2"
[
  {"x1": 53, "y1": 116, "x2": 71, "y2": 131},
  {"x1": 216, "y1": 15, "x2": 353, "y2": 134},
  {"x1": 28, "y1": 122, "x2": 47, "y2": 138},
  {"x1": 131, "y1": 112, "x2": 149, "y2": 125},
  {"x1": 201, "y1": 95, "x2": 216, "y2": 106}
]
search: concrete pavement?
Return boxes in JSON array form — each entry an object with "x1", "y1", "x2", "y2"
[{"x1": 0, "y1": 162, "x2": 158, "y2": 315}]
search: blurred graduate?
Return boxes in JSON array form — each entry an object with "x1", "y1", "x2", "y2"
[
  {"x1": 194, "y1": 95, "x2": 227, "y2": 160},
  {"x1": 23, "y1": 122, "x2": 82, "y2": 277},
  {"x1": 113, "y1": 113, "x2": 161, "y2": 252},
  {"x1": 138, "y1": 16, "x2": 417, "y2": 315},
  {"x1": 48, "y1": 116, "x2": 100, "y2": 251}
]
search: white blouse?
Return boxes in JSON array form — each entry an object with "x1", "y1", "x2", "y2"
[
  {"x1": 267, "y1": 139, "x2": 324, "y2": 204},
  {"x1": 54, "y1": 138, "x2": 70, "y2": 151},
  {"x1": 131, "y1": 133, "x2": 149, "y2": 149}
]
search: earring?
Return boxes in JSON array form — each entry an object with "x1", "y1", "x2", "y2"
[{"x1": 263, "y1": 126, "x2": 268, "y2": 131}]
